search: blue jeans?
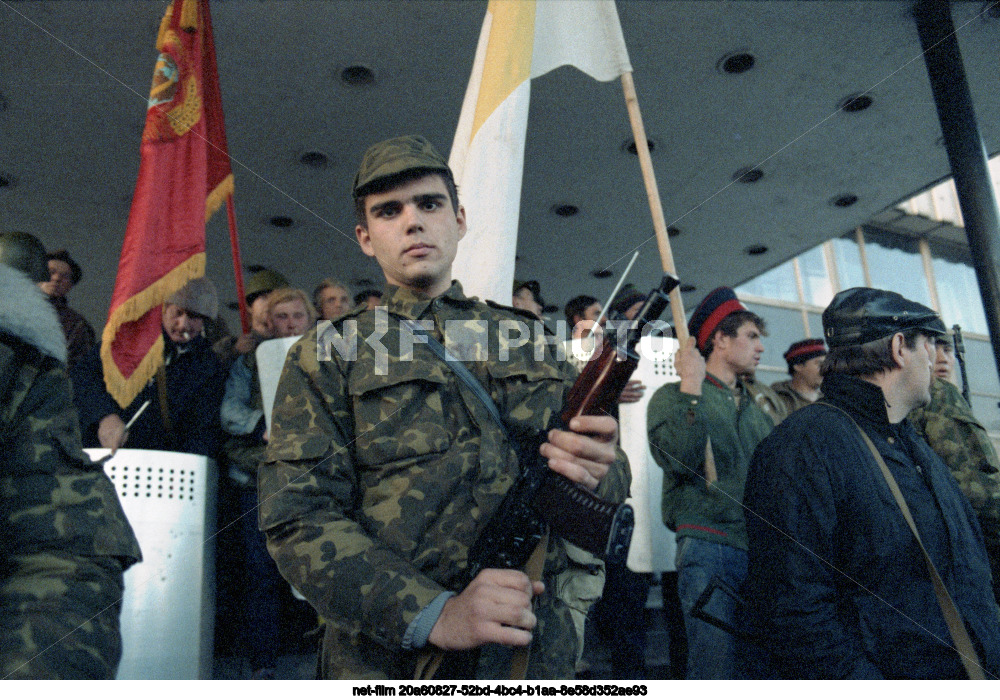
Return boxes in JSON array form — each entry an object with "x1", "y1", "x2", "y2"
[{"x1": 675, "y1": 536, "x2": 747, "y2": 679}]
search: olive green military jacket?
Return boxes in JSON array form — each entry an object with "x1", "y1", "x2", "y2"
[
  {"x1": 910, "y1": 377, "x2": 1000, "y2": 585},
  {"x1": 647, "y1": 373, "x2": 773, "y2": 551},
  {"x1": 1, "y1": 266, "x2": 141, "y2": 679},
  {"x1": 259, "y1": 282, "x2": 630, "y2": 679},
  {"x1": 770, "y1": 379, "x2": 818, "y2": 419}
]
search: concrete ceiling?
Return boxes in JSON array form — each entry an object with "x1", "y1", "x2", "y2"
[{"x1": 2, "y1": 0, "x2": 999, "y2": 329}]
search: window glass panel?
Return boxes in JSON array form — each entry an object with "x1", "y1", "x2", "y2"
[
  {"x1": 831, "y1": 235, "x2": 866, "y2": 290},
  {"x1": 798, "y1": 244, "x2": 834, "y2": 307},
  {"x1": 736, "y1": 259, "x2": 798, "y2": 303},
  {"x1": 863, "y1": 229, "x2": 933, "y2": 307},
  {"x1": 742, "y1": 302, "x2": 807, "y2": 372},
  {"x1": 930, "y1": 242, "x2": 988, "y2": 336}
]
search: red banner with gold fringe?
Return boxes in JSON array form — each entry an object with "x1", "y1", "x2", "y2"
[{"x1": 102, "y1": 0, "x2": 233, "y2": 407}]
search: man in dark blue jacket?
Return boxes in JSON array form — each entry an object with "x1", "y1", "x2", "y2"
[{"x1": 743, "y1": 287, "x2": 1000, "y2": 679}]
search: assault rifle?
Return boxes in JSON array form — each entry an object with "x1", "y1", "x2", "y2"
[
  {"x1": 952, "y1": 324, "x2": 971, "y2": 403},
  {"x1": 462, "y1": 273, "x2": 680, "y2": 585}
]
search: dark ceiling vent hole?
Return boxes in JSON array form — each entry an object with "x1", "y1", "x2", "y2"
[
  {"x1": 832, "y1": 194, "x2": 859, "y2": 208},
  {"x1": 839, "y1": 93, "x2": 873, "y2": 113},
  {"x1": 269, "y1": 216, "x2": 295, "y2": 228},
  {"x1": 624, "y1": 138, "x2": 656, "y2": 155},
  {"x1": 667, "y1": 226, "x2": 681, "y2": 237},
  {"x1": 985, "y1": 2, "x2": 1000, "y2": 20},
  {"x1": 720, "y1": 52, "x2": 755, "y2": 74},
  {"x1": 0, "y1": 173, "x2": 14, "y2": 188},
  {"x1": 733, "y1": 167, "x2": 764, "y2": 184},
  {"x1": 300, "y1": 151, "x2": 329, "y2": 168},
  {"x1": 354, "y1": 278, "x2": 375, "y2": 287},
  {"x1": 553, "y1": 204, "x2": 579, "y2": 217},
  {"x1": 745, "y1": 245, "x2": 768, "y2": 256},
  {"x1": 341, "y1": 64, "x2": 375, "y2": 86},
  {"x1": 591, "y1": 268, "x2": 613, "y2": 279},
  {"x1": 680, "y1": 284, "x2": 697, "y2": 293}
]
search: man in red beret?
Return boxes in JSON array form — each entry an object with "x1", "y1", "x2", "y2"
[
  {"x1": 771, "y1": 338, "x2": 826, "y2": 417},
  {"x1": 646, "y1": 286, "x2": 774, "y2": 679}
]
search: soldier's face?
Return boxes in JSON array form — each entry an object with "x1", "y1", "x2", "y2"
[
  {"x1": 795, "y1": 355, "x2": 825, "y2": 390},
  {"x1": 934, "y1": 344, "x2": 955, "y2": 380},
  {"x1": 271, "y1": 299, "x2": 310, "y2": 338},
  {"x1": 318, "y1": 285, "x2": 351, "y2": 320},
  {"x1": 355, "y1": 174, "x2": 466, "y2": 298},
  {"x1": 716, "y1": 321, "x2": 764, "y2": 376}
]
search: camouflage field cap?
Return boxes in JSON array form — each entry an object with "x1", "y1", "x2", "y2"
[
  {"x1": 352, "y1": 135, "x2": 451, "y2": 197},
  {"x1": 823, "y1": 287, "x2": 946, "y2": 348}
]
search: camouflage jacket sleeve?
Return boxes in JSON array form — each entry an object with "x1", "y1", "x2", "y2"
[
  {"x1": 258, "y1": 331, "x2": 450, "y2": 650},
  {"x1": 910, "y1": 378, "x2": 1000, "y2": 563},
  {"x1": 1, "y1": 336, "x2": 141, "y2": 679}
]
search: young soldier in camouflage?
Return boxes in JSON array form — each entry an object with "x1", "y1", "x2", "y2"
[
  {"x1": 257, "y1": 136, "x2": 629, "y2": 679},
  {"x1": 909, "y1": 335, "x2": 1000, "y2": 603},
  {"x1": 0, "y1": 233, "x2": 141, "y2": 679}
]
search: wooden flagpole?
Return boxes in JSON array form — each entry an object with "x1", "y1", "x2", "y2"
[
  {"x1": 620, "y1": 71, "x2": 688, "y2": 343},
  {"x1": 226, "y1": 194, "x2": 250, "y2": 333}
]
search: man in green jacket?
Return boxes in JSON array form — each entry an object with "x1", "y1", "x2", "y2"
[{"x1": 647, "y1": 286, "x2": 774, "y2": 679}]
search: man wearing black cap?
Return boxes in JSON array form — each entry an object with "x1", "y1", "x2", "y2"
[
  {"x1": 38, "y1": 249, "x2": 96, "y2": 368},
  {"x1": 257, "y1": 135, "x2": 629, "y2": 679},
  {"x1": 742, "y1": 287, "x2": 1000, "y2": 679},
  {"x1": 646, "y1": 286, "x2": 773, "y2": 679},
  {"x1": 770, "y1": 338, "x2": 826, "y2": 416}
]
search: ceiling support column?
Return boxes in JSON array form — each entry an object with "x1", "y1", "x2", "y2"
[{"x1": 914, "y1": 0, "x2": 1000, "y2": 384}]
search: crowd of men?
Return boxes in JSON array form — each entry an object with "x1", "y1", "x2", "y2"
[{"x1": 2, "y1": 133, "x2": 1000, "y2": 681}]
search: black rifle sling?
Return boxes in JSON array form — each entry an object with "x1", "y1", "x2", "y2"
[{"x1": 402, "y1": 319, "x2": 510, "y2": 442}]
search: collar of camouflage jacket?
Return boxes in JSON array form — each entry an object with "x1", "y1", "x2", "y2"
[
  {"x1": 382, "y1": 280, "x2": 476, "y2": 320},
  {"x1": 0, "y1": 263, "x2": 68, "y2": 363}
]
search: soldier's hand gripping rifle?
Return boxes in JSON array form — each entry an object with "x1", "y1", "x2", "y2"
[{"x1": 462, "y1": 273, "x2": 680, "y2": 585}]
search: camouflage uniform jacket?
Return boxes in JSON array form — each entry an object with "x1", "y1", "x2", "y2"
[
  {"x1": 0, "y1": 265, "x2": 141, "y2": 679},
  {"x1": 770, "y1": 379, "x2": 819, "y2": 419},
  {"x1": 910, "y1": 377, "x2": 1000, "y2": 589},
  {"x1": 259, "y1": 282, "x2": 630, "y2": 679}
]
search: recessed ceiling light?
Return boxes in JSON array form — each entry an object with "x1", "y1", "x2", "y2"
[
  {"x1": 733, "y1": 167, "x2": 764, "y2": 184},
  {"x1": 553, "y1": 204, "x2": 579, "y2": 217},
  {"x1": 0, "y1": 92, "x2": 7, "y2": 112},
  {"x1": 623, "y1": 138, "x2": 656, "y2": 155},
  {"x1": 353, "y1": 277, "x2": 375, "y2": 287},
  {"x1": 269, "y1": 215, "x2": 295, "y2": 228},
  {"x1": 300, "y1": 151, "x2": 329, "y2": 168},
  {"x1": 831, "y1": 194, "x2": 859, "y2": 208},
  {"x1": 718, "y1": 52, "x2": 755, "y2": 75},
  {"x1": 667, "y1": 226, "x2": 681, "y2": 237},
  {"x1": 680, "y1": 284, "x2": 697, "y2": 293},
  {"x1": 745, "y1": 244, "x2": 768, "y2": 256},
  {"x1": 341, "y1": 64, "x2": 375, "y2": 86},
  {"x1": 247, "y1": 264, "x2": 267, "y2": 274},
  {"x1": 839, "y1": 93, "x2": 873, "y2": 113},
  {"x1": 0, "y1": 173, "x2": 15, "y2": 189},
  {"x1": 591, "y1": 268, "x2": 613, "y2": 279}
]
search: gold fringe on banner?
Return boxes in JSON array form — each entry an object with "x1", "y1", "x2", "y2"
[
  {"x1": 100, "y1": 252, "x2": 206, "y2": 408},
  {"x1": 205, "y1": 173, "x2": 234, "y2": 222},
  {"x1": 156, "y1": 3, "x2": 173, "y2": 51},
  {"x1": 180, "y1": 0, "x2": 199, "y2": 32}
]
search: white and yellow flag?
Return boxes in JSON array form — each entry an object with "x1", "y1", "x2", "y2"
[{"x1": 449, "y1": 0, "x2": 632, "y2": 305}]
